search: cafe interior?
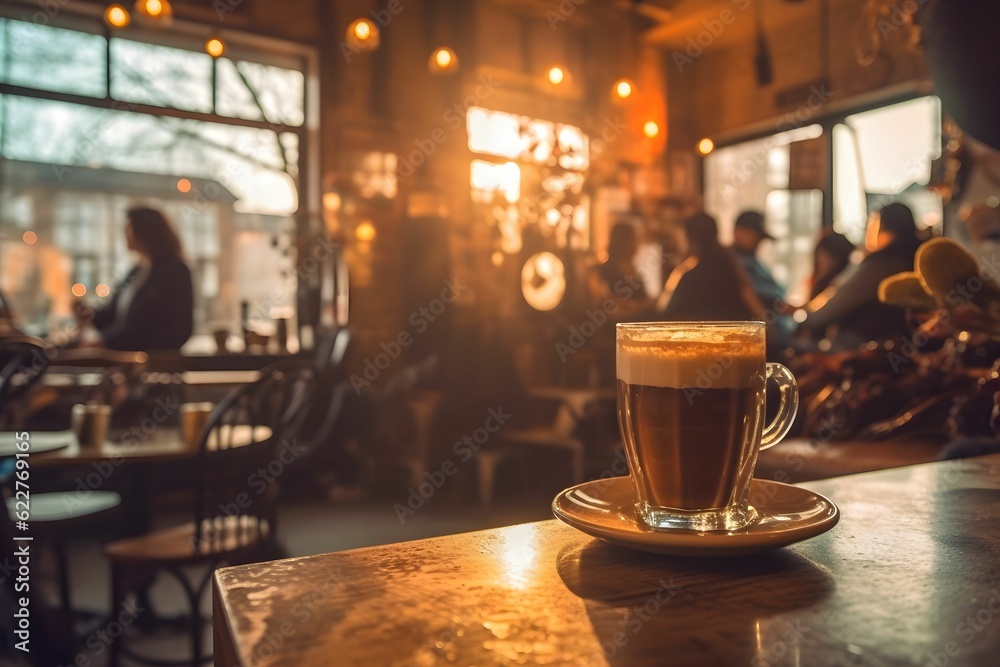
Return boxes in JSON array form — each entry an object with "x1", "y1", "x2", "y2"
[{"x1": 2, "y1": 0, "x2": 1000, "y2": 665}]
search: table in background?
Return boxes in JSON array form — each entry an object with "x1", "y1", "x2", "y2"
[
  {"x1": 0, "y1": 431, "x2": 72, "y2": 458},
  {"x1": 214, "y1": 454, "x2": 1000, "y2": 667},
  {"x1": 34, "y1": 424, "x2": 269, "y2": 467}
]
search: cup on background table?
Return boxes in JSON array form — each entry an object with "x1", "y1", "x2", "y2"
[
  {"x1": 180, "y1": 402, "x2": 214, "y2": 449},
  {"x1": 71, "y1": 404, "x2": 112, "y2": 449},
  {"x1": 616, "y1": 321, "x2": 799, "y2": 532},
  {"x1": 213, "y1": 329, "x2": 230, "y2": 354}
]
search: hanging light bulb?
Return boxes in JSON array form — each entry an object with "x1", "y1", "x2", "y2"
[
  {"x1": 104, "y1": 4, "x2": 130, "y2": 28},
  {"x1": 612, "y1": 78, "x2": 635, "y2": 101},
  {"x1": 205, "y1": 37, "x2": 225, "y2": 58},
  {"x1": 347, "y1": 19, "x2": 380, "y2": 51},
  {"x1": 133, "y1": 0, "x2": 173, "y2": 24},
  {"x1": 429, "y1": 47, "x2": 458, "y2": 74}
]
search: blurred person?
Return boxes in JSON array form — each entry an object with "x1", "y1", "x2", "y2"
[
  {"x1": 799, "y1": 203, "x2": 923, "y2": 349},
  {"x1": 809, "y1": 231, "x2": 857, "y2": 300},
  {"x1": 80, "y1": 207, "x2": 193, "y2": 351},
  {"x1": 658, "y1": 212, "x2": 763, "y2": 321},
  {"x1": 732, "y1": 210, "x2": 788, "y2": 312},
  {"x1": 587, "y1": 221, "x2": 653, "y2": 319}
]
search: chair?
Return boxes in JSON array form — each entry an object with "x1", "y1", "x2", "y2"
[
  {"x1": 0, "y1": 335, "x2": 50, "y2": 426},
  {"x1": 104, "y1": 363, "x2": 319, "y2": 666},
  {"x1": 0, "y1": 336, "x2": 122, "y2": 615}
]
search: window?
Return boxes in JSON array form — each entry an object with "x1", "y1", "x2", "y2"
[
  {"x1": 0, "y1": 15, "x2": 311, "y2": 340},
  {"x1": 833, "y1": 97, "x2": 942, "y2": 243},
  {"x1": 217, "y1": 59, "x2": 305, "y2": 126},
  {"x1": 0, "y1": 19, "x2": 106, "y2": 97},
  {"x1": 466, "y1": 107, "x2": 590, "y2": 253},
  {"x1": 111, "y1": 39, "x2": 214, "y2": 113},
  {"x1": 704, "y1": 125, "x2": 824, "y2": 305}
]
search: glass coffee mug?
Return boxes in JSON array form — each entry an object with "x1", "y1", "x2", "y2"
[{"x1": 616, "y1": 322, "x2": 798, "y2": 532}]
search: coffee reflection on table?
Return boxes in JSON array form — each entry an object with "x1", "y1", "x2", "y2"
[{"x1": 555, "y1": 540, "x2": 834, "y2": 666}]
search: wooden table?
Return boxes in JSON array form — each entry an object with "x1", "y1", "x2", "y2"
[{"x1": 214, "y1": 454, "x2": 1000, "y2": 667}]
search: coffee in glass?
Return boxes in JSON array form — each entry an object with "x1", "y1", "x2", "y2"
[{"x1": 617, "y1": 322, "x2": 798, "y2": 531}]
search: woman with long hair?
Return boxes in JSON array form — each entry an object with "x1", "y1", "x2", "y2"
[
  {"x1": 658, "y1": 212, "x2": 763, "y2": 321},
  {"x1": 86, "y1": 207, "x2": 193, "y2": 351}
]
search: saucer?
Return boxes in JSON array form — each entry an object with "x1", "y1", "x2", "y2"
[{"x1": 552, "y1": 477, "x2": 839, "y2": 557}]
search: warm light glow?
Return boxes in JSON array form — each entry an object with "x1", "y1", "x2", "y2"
[
  {"x1": 176, "y1": 178, "x2": 192, "y2": 193},
  {"x1": 71, "y1": 283, "x2": 87, "y2": 297},
  {"x1": 466, "y1": 107, "x2": 589, "y2": 170},
  {"x1": 429, "y1": 47, "x2": 458, "y2": 73},
  {"x1": 322, "y1": 192, "x2": 342, "y2": 211},
  {"x1": 134, "y1": 0, "x2": 172, "y2": 22},
  {"x1": 495, "y1": 524, "x2": 541, "y2": 590},
  {"x1": 355, "y1": 221, "x2": 376, "y2": 242},
  {"x1": 545, "y1": 209, "x2": 561, "y2": 226},
  {"x1": 697, "y1": 137, "x2": 715, "y2": 155},
  {"x1": 95, "y1": 284, "x2": 111, "y2": 298},
  {"x1": 614, "y1": 79, "x2": 634, "y2": 99},
  {"x1": 347, "y1": 19, "x2": 379, "y2": 50},
  {"x1": 104, "y1": 4, "x2": 130, "y2": 28},
  {"x1": 22, "y1": 231, "x2": 37, "y2": 245},
  {"x1": 491, "y1": 251, "x2": 504, "y2": 267},
  {"x1": 521, "y1": 252, "x2": 566, "y2": 312},
  {"x1": 205, "y1": 38, "x2": 225, "y2": 58},
  {"x1": 470, "y1": 160, "x2": 521, "y2": 203},
  {"x1": 547, "y1": 66, "x2": 565, "y2": 85},
  {"x1": 643, "y1": 121, "x2": 660, "y2": 138}
]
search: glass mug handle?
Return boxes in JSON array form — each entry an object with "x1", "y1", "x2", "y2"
[{"x1": 760, "y1": 362, "x2": 799, "y2": 450}]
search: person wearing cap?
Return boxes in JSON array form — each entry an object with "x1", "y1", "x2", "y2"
[
  {"x1": 800, "y1": 202, "x2": 923, "y2": 349},
  {"x1": 732, "y1": 210, "x2": 788, "y2": 313}
]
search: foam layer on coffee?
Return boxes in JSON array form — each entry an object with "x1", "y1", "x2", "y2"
[{"x1": 617, "y1": 339, "x2": 763, "y2": 389}]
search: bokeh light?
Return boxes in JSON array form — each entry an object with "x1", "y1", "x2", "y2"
[
  {"x1": 95, "y1": 284, "x2": 111, "y2": 298},
  {"x1": 697, "y1": 137, "x2": 715, "y2": 155},
  {"x1": 355, "y1": 221, "x2": 376, "y2": 242},
  {"x1": 71, "y1": 283, "x2": 87, "y2": 297},
  {"x1": 347, "y1": 19, "x2": 380, "y2": 51},
  {"x1": 22, "y1": 231, "x2": 37, "y2": 245},
  {"x1": 176, "y1": 178, "x2": 192, "y2": 193},
  {"x1": 547, "y1": 67, "x2": 565, "y2": 85},
  {"x1": 613, "y1": 79, "x2": 634, "y2": 100},
  {"x1": 205, "y1": 38, "x2": 225, "y2": 58},
  {"x1": 643, "y1": 121, "x2": 660, "y2": 138},
  {"x1": 429, "y1": 47, "x2": 458, "y2": 74},
  {"x1": 104, "y1": 4, "x2": 130, "y2": 28}
]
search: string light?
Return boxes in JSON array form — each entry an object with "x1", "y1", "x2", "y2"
[
  {"x1": 643, "y1": 121, "x2": 660, "y2": 138},
  {"x1": 429, "y1": 47, "x2": 458, "y2": 74},
  {"x1": 104, "y1": 4, "x2": 130, "y2": 28},
  {"x1": 613, "y1": 78, "x2": 635, "y2": 100},
  {"x1": 134, "y1": 0, "x2": 172, "y2": 23},
  {"x1": 205, "y1": 37, "x2": 225, "y2": 58},
  {"x1": 547, "y1": 66, "x2": 565, "y2": 85},
  {"x1": 697, "y1": 138, "x2": 715, "y2": 155},
  {"x1": 347, "y1": 19, "x2": 380, "y2": 51}
]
